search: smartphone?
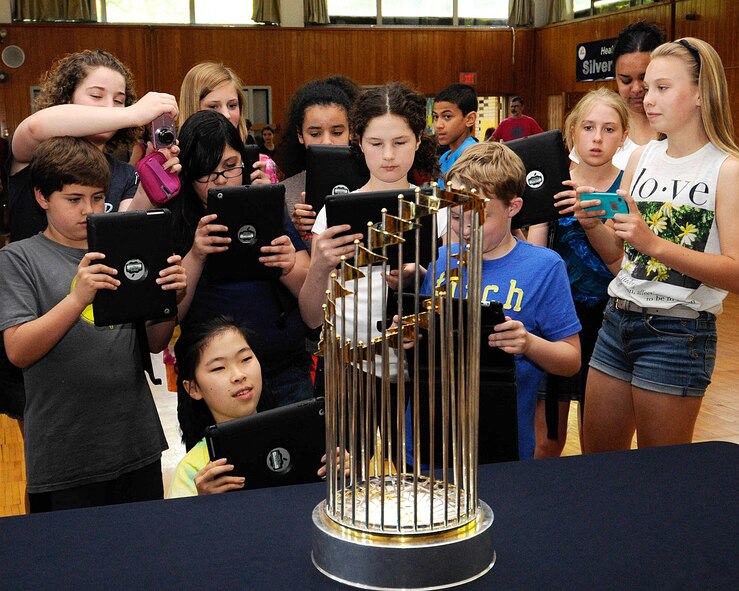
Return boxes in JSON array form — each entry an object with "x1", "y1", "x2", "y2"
[
  {"x1": 242, "y1": 145, "x2": 260, "y2": 185},
  {"x1": 583, "y1": 192, "x2": 628, "y2": 219}
]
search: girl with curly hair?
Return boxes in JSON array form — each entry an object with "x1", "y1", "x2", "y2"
[
  {"x1": 280, "y1": 76, "x2": 359, "y2": 241},
  {"x1": 8, "y1": 49, "x2": 180, "y2": 241}
]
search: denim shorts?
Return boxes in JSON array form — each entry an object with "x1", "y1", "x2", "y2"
[{"x1": 589, "y1": 299, "x2": 717, "y2": 397}]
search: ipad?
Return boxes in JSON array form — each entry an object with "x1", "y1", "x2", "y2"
[
  {"x1": 206, "y1": 184, "x2": 286, "y2": 283},
  {"x1": 324, "y1": 189, "x2": 436, "y2": 268},
  {"x1": 403, "y1": 297, "x2": 518, "y2": 465},
  {"x1": 506, "y1": 130, "x2": 571, "y2": 229},
  {"x1": 242, "y1": 145, "x2": 261, "y2": 186},
  {"x1": 304, "y1": 145, "x2": 370, "y2": 211},
  {"x1": 86, "y1": 209, "x2": 177, "y2": 327},
  {"x1": 400, "y1": 294, "x2": 514, "y2": 371},
  {"x1": 205, "y1": 397, "x2": 326, "y2": 490}
]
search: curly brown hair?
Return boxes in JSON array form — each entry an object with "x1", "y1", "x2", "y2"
[
  {"x1": 35, "y1": 49, "x2": 140, "y2": 151},
  {"x1": 350, "y1": 82, "x2": 438, "y2": 181}
]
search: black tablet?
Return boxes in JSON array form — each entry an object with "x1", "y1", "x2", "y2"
[
  {"x1": 86, "y1": 209, "x2": 177, "y2": 327},
  {"x1": 205, "y1": 397, "x2": 326, "y2": 490},
  {"x1": 506, "y1": 130, "x2": 571, "y2": 229},
  {"x1": 242, "y1": 145, "x2": 261, "y2": 186},
  {"x1": 304, "y1": 145, "x2": 370, "y2": 211},
  {"x1": 403, "y1": 296, "x2": 519, "y2": 465},
  {"x1": 324, "y1": 189, "x2": 437, "y2": 268},
  {"x1": 400, "y1": 294, "x2": 513, "y2": 371},
  {"x1": 206, "y1": 184, "x2": 286, "y2": 283}
]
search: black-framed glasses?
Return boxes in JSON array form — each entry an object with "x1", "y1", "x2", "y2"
[
  {"x1": 195, "y1": 162, "x2": 244, "y2": 184},
  {"x1": 676, "y1": 39, "x2": 701, "y2": 73}
]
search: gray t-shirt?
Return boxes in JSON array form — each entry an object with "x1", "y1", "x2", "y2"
[{"x1": 0, "y1": 234, "x2": 167, "y2": 493}]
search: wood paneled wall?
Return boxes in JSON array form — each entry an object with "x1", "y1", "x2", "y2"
[
  {"x1": 0, "y1": 0, "x2": 734, "y2": 139},
  {"x1": 0, "y1": 24, "x2": 535, "y2": 136},
  {"x1": 534, "y1": 0, "x2": 738, "y2": 134}
]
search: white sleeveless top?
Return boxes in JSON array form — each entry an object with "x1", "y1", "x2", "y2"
[{"x1": 609, "y1": 140, "x2": 729, "y2": 314}]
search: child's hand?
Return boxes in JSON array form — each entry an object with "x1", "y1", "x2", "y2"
[
  {"x1": 385, "y1": 263, "x2": 420, "y2": 291},
  {"x1": 71, "y1": 252, "x2": 119, "y2": 308},
  {"x1": 573, "y1": 186, "x2": 604, "y2": 231},
  {"x1": 293, "y1": 197, "x2": 316, "y2": 238},
  {"x1": 159, "y1": 142, "x2": 181, "y2": 176},
  {"x1": 311, "y1": 225, "x2": 364, "y2": 273},
  {"x1": 553, "y1": 179, "x2": 580, "y2": 216},
  {"x1": 194, "y1": 458, "x2": 245, "y2": 495},
  {"x1": 488, "y1": 316, "x2": 531, "y2": 356},
  {"x1": 259, "y1": 235, "x2": 296, "y2": 276},
  {"x1": 191, "y1": 214, "x2": 230, "y2": 262},
  {"x1": 611, "y1": 190, "x2": 656, "y2": 253},
  {"x1": 157, "y1": 255, "x2": 187, "y2": 302},
  {"x1": 389, "y1": 314, "x2": 421, "y2": 350},
  {"x1": 318, "y1": 448, "x2": 352, "y2": 479},
  {"x1": 129, "y1": 92, "x2": 179, "y2": 126},
  {"x1": 248, "y1": 160, "x2": 274, "y2": 185}
]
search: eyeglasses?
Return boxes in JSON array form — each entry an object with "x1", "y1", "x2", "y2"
[
  {"x1": 676, "y1": 39, "x2": 701, "y2": 73},
  {"x1": 195, "y1": 162, "x2": 244, "y2": 184}
]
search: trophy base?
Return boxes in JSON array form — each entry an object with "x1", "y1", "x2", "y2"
[{"x1": 311, "y1": 500, "x2": 495, "y2": 590}]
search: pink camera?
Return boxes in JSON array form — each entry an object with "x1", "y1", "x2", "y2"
[
  {"x1": 136, "y1": 151, "x2": 180, "y2": 205},
  {"x1": 260, "y1": 154, "x2": 278, "y2": 184},
  {"x1": 151, "y1": 113, "x2": 176, "y2": 149}
]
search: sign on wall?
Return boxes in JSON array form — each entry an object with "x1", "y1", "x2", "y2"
[{"x1": 576, "y1": 38, "x2": 618, "y2": 82}]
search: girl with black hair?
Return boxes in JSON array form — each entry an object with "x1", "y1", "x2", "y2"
[
  {"x1": 610, "y1": 21, "x2": 666, "y2": 166},
  {"x1": 276, "y1": 76, "x2": 360, "y2": 241},
  {"x1": 169, "y1": 316, "x2": 268, "y2": 497},
  {"x1": 169, "y1": 316, "x2": 346, "y2": 497},
  {"x1": 171, "y1": 110, "x2": 313, "y2": 409}
]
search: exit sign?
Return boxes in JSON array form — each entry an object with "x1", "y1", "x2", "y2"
[{"x1": 459, "y1": 72, "x2": 477, "y2": 85}]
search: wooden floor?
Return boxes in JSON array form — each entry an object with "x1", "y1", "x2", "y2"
[{"x1": 2, "y1": 295, "x2": 738, "y2": 517}]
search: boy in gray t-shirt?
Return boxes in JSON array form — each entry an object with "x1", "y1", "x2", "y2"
[{"x1": 0, "y1": 137, "x2": 186, "y2": 512}]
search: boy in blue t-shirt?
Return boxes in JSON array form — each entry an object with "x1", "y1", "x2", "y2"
[
  {"x1": 0, "y1": 136, "x2": 186, "y2": 512},
  {"x1": 433, "y1": 83, "x2": 478, "y2": 189},
  {"x1": 420, "y1": 142, "x2": 581, "y2": 459}
]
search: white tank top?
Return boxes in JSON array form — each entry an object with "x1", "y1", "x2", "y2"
[{"x1": 609, "y1": 140, "x2": 729, "y2": 314}]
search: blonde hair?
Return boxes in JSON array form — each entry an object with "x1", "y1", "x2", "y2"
[
  {"x1": 446, "y1": 142, "x2": 526, "y2": 205},
  {"x1": 563, "y1": 88, "x2": 630, "y2": 153},
  {"x1": 651, "y1": 38, "x2": 738, "y2": 158},
  {"x1": 179, "y1": 62, "x2": 248, "y2": 141}
]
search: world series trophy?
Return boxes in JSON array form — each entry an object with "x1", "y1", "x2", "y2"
[{"x1": 311, "y1": 184, "x2": 495, "y2": 589}]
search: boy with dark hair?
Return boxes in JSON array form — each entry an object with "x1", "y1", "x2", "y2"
[
  {"x1": 433, "y1": 83, "x2": 478, "y2": 188},
  {"x1": 0, "y1": 136, "x2": 186, "y2": 512}
]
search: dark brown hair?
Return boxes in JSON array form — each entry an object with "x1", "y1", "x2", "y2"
[
  {"x1": 30, "y1": 136, "x2": 110, "y2": 198},
  {"x1": 350, "y1": 82, "x2": 437, "y2": 179}
]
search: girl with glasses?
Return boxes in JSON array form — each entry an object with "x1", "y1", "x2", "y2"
[{"x1": 168, "y1": 111, "x2": 313, "y2": 425}]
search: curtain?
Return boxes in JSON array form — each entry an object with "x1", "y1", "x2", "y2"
[
  {"x1": 508, "y1": 0, "x2": 533, "y2": 28},
  {"x1": 549, "y1": 0, "x2": 573, "y2": 24},
  {"x1": 253, "y1": 0, "x2": 281, "y2": 24},
  {"x1": 305, "y1": 0, "x2": 329, "y2": 24},
  {"x1": 14, "y1": 0, "x2": 95, "y2": 21}
]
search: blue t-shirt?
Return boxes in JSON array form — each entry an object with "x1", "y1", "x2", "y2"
[
  {"x1": 418, "y1": 239, "x2": 581, "y2": 459},
  {"x1": 555, "y1": 172, "x2": 623, "y2": 305},
  {"x1": 438, "y1": 136, "x2": 477, "y2": 189}
]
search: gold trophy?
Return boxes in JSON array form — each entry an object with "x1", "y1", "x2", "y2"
[{"x1": 312, "y1": 184, "x2": 495, "y2": 589}]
